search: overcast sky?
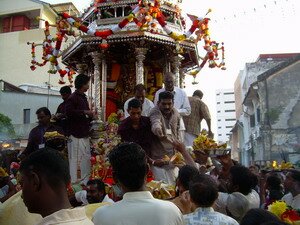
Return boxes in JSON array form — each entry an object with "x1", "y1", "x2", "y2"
[{"x1": 45, "y1": 0, "x2": 300, "y2": 136}]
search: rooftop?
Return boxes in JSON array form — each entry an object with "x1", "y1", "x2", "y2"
[
  {"x1": 0, "y1": 80, "x2": 60, "y2": 96},
  {"x1": 256, "y1": 53, "x2": 300, "y2": 62}
]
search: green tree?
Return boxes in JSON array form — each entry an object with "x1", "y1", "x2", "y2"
[{"x1": 0, "y1": 113, "x2": 15, "y2": 139}]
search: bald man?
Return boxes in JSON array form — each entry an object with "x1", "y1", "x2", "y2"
[{"x1": 154, "y1": 72, "x2": 191, "y2": 142}]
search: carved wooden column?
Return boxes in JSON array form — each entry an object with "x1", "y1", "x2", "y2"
[
  {"x1": 90, "y1": 51, "x2": 102, "y2": 117},
  {"x1": 172, "y1": 55, "x2": 183, "y2": 87},
  {"x1": 164, "y1": 59, "x2": 171, "y2": 75},
  {"x1": 101, "y1": 56, "x2": 107, "y2": 121},
  {"x1": 135, "y1": 47, "x2": 147, "y2": 85}
]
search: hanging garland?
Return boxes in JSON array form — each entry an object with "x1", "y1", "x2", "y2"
[
  {"x1": 27, "y1": 18, "x2": 76, "y2": 85},
  {"x1": 28, "y1": 0, "x2": 225, "y2": 84}
]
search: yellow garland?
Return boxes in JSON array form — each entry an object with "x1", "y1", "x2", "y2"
[
  {"x1": 0, "y1": 167, "x2": 8, "y2": 177},
  {"x1": 107, "y1": 113, "x2": 118, "y2": 124},
  {"x1": 127, "y1": 13, "x2": 135, "y2": 22},
  {"x1": 268, "y1": 201, "x2": 288, "y2": 218},
  {"x1": 169, "y1": 32, "x2": 186, "y2": 41},
  {"x1": 73, "y1": 22, "x2": 81, "y2": 28}
]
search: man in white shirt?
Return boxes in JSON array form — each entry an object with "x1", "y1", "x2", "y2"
[
  {"x1": 73, "y1": 179, "x2": 114, "y2": 206},
  {"x1": 154, "y1": 72, "x2": 191, "y2": 142},
  {"x1": 184, "y1": 174, "x2": 239, "y2": 225},
  {"x1": 214, "y1": 165, "x2": 260, "y2": 214},
  {"x1": 19, "y1": 148, "x2": 93, "y2": 225},
  {"x1": 226, "y1": 192, "x2": 250, "y2": 223},
  {"x1": 93, "y1": 142, "x2": 184, "y2": 225},
  {"x1": 124, "y1": 84, "x2": 154, "y2": 118},
  {"x1": 282, "y1": 170, "x2": 300, "y2": 209}
]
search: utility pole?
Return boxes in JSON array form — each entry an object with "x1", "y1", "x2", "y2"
[{"x1": 45, "y1": 73, "x2": 52, "y2": 108}]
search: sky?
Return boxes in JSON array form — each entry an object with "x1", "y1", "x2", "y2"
[{"x1": 45, "y1": 0, "x2": 300, "y2": 136}]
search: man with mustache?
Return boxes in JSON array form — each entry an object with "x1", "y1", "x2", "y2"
[{"x1": 150, "y1": 91, "x2": 181, "y2": 185}]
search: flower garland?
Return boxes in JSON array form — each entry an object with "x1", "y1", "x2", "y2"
[
  {"x1": 268, "y1": 201, "x2": 300, "y2": 224},
  {"x1": 62, "y1": 3, "x2": 226, "y2": 73},
  {"x1": 89, "y1": 112, "x2": 122, "y2": 183},
  {"x1": 29, "y1": 1, "x2": 225, "y2": 82},
  {"x1": 27, "y1": 18, "x2": 76, "y2": 85}
]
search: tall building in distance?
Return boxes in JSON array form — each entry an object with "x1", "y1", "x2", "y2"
[{"x1": 216, "y1": 89, "x2": 236, "y2": 143}]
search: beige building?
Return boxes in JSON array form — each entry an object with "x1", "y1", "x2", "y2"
[
  {"x1": 0, "y1": 0, "x2": 79, "y2": 87},
  {"x1": 0, "y1": 0, "x2": 79, "y2": 142}
]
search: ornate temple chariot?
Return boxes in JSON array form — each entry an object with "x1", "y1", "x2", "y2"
[{"x1": 61, "y1": 0, "x2": 199, "y2": 121}]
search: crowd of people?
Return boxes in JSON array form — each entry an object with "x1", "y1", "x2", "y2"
[{"x1": 0, "y1": 72, "x2": 299, "y2": 225}]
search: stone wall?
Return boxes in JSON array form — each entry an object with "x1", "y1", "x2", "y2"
[{"x1": 258, "y1": 60, "x2": 300, "y2": 163}]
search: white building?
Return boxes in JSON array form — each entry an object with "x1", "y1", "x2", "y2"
[
  {"x1": 216, "y1": 89, "x2": 236, "y2": 144},
  {"x1": 0, "y1": 80, "x2": 61, "y2": 140}
]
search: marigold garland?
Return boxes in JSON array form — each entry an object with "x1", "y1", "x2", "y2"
[
  {"x1": 28, "y1": 1, "x2": 226, "y2": 82},
  {"x1": 268, "y1": 201, "x2": 300, "y2": 224}
]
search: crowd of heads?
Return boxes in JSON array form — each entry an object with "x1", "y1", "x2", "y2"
[
  {"x1": 1, "y1": 134, "x2": 300, "y2": 225},
  {"x1": 1, "y1": 71, "x2": 299, "y2": 225}
]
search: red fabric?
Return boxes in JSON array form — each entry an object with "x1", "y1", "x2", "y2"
[
  {"x1": 79, "y1": 25, "x2": 89, "y2": 33},
  {"x1": 106, "y1": 99, "x2": 117, "y2": 120},
  {"x1": 189, "y1": 20, "x2": 198, "y2": 33},
  {"x1": 95, "y1": 29, "x2": 113, "y2": 38},
  {"x1": 61, "y1": 12, "x2": 71, "y2": 19},
  {"x1": 147, "y1": 170, "x2": 154, "y2": 182},
  {"x1": 111, "y1": 64, "x2": 121, "y2": 81},
  {"x1": 156, "y1": 13, "x2": 167, "y2": 27},
  {"x1": 118, "y1": 18, "x2": 129, "y2": 28},
  {"x1": 106, "y1": 90, "x2": 119, "y2": 119}
]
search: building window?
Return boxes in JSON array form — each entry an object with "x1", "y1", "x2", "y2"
[
  {"x1": 226, "y1": 133, "x2": 231, "y2": 136},
  {"x1": 257, "y1": 107, "x2": 261, "y2": 123},
  {"x1": 225, "y1": 118, "x2": 236, "y2": 121},
  {"x1": 226, "y1": 126, "x2": 233, "y2": 128},
  {"x1": 218, "y1": 127, "x2": 222, "y2": 129},
  {"x1": 218, "y1": 119, "x2": 221, "y2": 122},
  {"x1": 217, "y1": 110, "x2": 221, "y2": 113},
  {"x1": 2, "y1": 15, "x2": 30, "y2": 33},
  {"x1": 217, "y1": 102, "x2": 220, "y2": 104},
  {"x1": 225, "y1": 110, "x2": 236, "y2": 113},
  {"x1": 218, "y1": 134, "x2": 222, "y2": 136},
  {"x1": 23, "y1": 109, "x2": 30, "y2": 124},
  {"x1": 250, "y1": 114, "x2": 255, "y2": 127},
  {"x1": 224, "y1": 101, "x2": 235, "y2": 104},
  {"x1": 224, "y1": 92, "x2": 234, "y2": 95},
  {"x1": 216, "y1": 93, "x2": 220, "y2": 96}
]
